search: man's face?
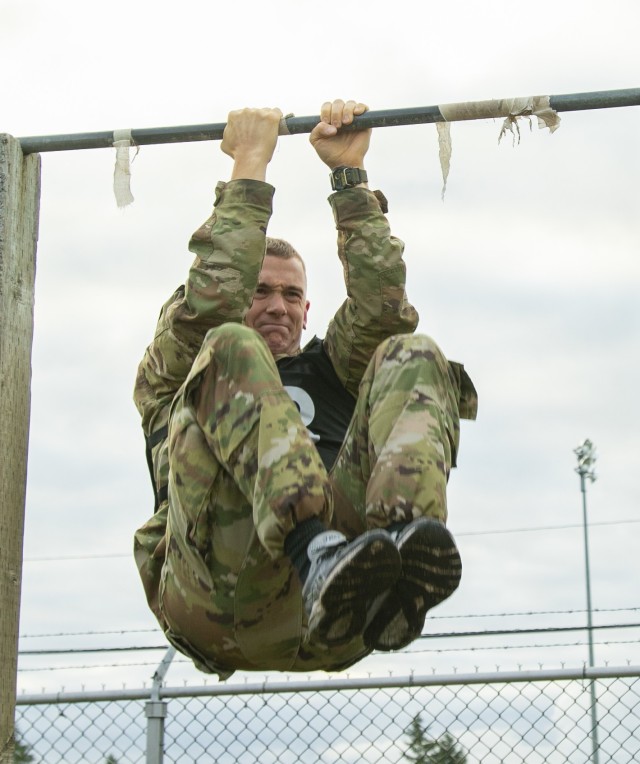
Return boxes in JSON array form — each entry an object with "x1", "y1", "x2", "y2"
[{"x1": 245, "y1": 255, "x2": 310, "y2": 356}]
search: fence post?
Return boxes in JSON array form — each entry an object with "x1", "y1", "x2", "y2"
[
  {"x1": 0, "y1": 135, "x2": 40, "y2": 764},
  {"x1": 146, "y1": 646, "x2": 176, "y2": 764}
]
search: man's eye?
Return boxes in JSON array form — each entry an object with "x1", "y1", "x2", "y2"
[
  {"x1": 285, "y1": 291, "x2": 302, "y2": 302},
  {"x1": 254, "y1": 286, "x2": 269, "y2": 297}
]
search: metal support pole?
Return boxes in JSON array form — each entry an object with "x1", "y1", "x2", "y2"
[
  {"x1": 574, "y1": 439, "x2": 599, "y2": 764},
  {"x1": 16, "y1": 86, "x2": 640, "y2": 154},
  {"x1": 145, "y1": 646, "x2": 175, "y2": 764}
]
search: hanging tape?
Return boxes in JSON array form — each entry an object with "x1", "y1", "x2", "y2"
[
  {"x1": 436, "y1": 123, "x2": 451, "y2": 201},
  {"x1": 436, "y1": 95, "x2": 561, "y2": 197},
  {"x1": 113, "y1": 128, "x2": 136, "y2": 208}
]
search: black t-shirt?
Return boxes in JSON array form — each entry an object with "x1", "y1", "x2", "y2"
[{"x1": 276, "y1": 336, "x2": 356, "y2": 471}]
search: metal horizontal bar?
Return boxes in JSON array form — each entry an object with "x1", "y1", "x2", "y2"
[
  {"x1": 15, "y1": 665, "x2": 640, "y2": 705},
  {"x1": 16, "y1": 87, "x2": 640, "y2": 155}
]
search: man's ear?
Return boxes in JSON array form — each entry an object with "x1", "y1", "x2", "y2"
[{"x1": 303, "y1": 300, "x2": 310, "y2": 329}]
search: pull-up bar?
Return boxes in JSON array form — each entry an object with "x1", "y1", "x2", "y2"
[{"x1": 17, "y1": 87, "x2": 640, "y2": 155}]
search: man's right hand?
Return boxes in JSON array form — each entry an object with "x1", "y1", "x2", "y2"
[{"x1": 221, "y1": 107, "x2": 283, "y2": 182}]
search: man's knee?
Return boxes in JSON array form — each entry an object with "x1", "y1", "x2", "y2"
[
  {"x1": 200, "y1": 323, "x2": 275, "y2": 372},
  {"x1": 184, "y1": 323, "x2": 279, "y2": 402},
  {"x1": 203, "y1": 322, "x2": 264, "y2": 352},
  {"x1": 375, "y1": 333, "x2": 447, "y2": 368},
  {"x1": 366, "y1": 333, "x2": 454, "y2": 410}
]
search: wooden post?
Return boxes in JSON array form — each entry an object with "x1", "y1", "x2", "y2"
[{"x1": 0, "y1": 135, "x2": 41, "y2": 764}]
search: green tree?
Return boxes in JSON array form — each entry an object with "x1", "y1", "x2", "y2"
[
  {"x1": 104, "y1": 756, "x2": 120, "y2": 764},
  {"x1": 404, "y1": 714, "x2": 467, "y2": 764},
  {"x1": 13, "y1": 729, "x2": 36, "y2": 763}
]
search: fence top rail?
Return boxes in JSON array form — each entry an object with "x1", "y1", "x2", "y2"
[
  {"x1": 14, "y1": 87, "x2": 640, "y2": 155},
  {"x1": 15, "y1": 664, "x2": 640, "y2": 706}
]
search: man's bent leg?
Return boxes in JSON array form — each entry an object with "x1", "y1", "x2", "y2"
[
  {"x1": 331, "y1": 333, "x2": 463, "y2": 651},
  {"x1": 187, "y1": 323, "x2": 332, "y2": 557},
  {"x1": 332, "y1": 333, "x2": 460, "y2": 526},
  {"x1": 158, "y1": 323, "x2": 331, "y2": 670}
]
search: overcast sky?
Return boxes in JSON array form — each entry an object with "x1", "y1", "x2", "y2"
[{"x1": 3, "y1": 0, "x2": 639, "y2": 693}]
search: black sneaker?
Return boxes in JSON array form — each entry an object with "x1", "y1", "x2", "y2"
[
  {"x1": 303, "y1": 529, "x2": 401, "y2": 647},
  {"x1": 363, "y1": 518, "x2": 461, "y2": 651}
]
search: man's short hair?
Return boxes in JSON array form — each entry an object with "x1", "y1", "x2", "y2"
[{"x1": 265, "y1": 237, "x2": 306, "y2": 275}]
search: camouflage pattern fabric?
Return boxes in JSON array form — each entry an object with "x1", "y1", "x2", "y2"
[
  {"x1": 329, "y1": 333, "x2": 465, "y2": 540},
  {"x1": 133, "y1": 179, "x2": 478, "y2": 679}
]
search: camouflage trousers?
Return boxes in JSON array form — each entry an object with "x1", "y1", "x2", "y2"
[{"x1": 141, "y1": 324, "x2": 461, "y2": 676}]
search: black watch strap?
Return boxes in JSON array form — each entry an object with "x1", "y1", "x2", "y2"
[{"x1": 330, "y1": 165, "x2": 368, "y2": 191}]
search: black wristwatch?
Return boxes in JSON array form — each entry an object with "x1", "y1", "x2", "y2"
[{"x1": 330, "y1": 165, "x2": 368, "y2": 191}]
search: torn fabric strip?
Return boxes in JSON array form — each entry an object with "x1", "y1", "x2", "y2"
[
  {"x1": 113, "y1": 128, "x2": 135, "y2": 208},
  {"x1": 436, "y1": 122, "x2": 451, "y2": 201},
  {"x1": 435, "y1": 94, "x2": 561, "y2": 196}
]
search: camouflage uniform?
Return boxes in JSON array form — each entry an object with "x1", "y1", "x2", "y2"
[{"x1": 134, "y1": 180, "x2": 477, "y2": 679}]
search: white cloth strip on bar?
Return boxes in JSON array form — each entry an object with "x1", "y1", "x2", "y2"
[
  {"x1": 435, "y1": 95, "x2": 561, "y2": 198},
  {"x1": 438, "y1": 95, "x2": 561, "y2": 131},
  {"x1": 113, "y1": 128, "x2": 135, "y2": 208}
]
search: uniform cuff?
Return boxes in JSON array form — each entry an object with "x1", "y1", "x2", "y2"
[
  {"x1": 329, "y1": 187, "x2": 386, "y2": 227},
  {"x1": 214, "y1": 179, "x2": 275, "y2": 210}
]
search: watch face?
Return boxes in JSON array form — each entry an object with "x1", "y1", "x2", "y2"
[
  {"x1": 331, "y1": 167, "x2": 348, "y2": 191},
  {"x1": 331, "y1": 166, "x2": 359, "y2": 191}
]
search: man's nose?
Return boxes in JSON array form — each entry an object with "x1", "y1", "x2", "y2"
[{"x1": 265, "y1": 291, "x2": 287, "y2": 314}]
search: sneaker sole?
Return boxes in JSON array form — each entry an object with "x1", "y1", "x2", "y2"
[
  {"x1": 364, "y1": 519, "x2": 461, "y2": 651},
  {"x1": 308, "y1": 530, "x2": 401, "y2": 647}
]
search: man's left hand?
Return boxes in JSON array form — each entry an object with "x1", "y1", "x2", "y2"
[{"x1": 309, "y1": 99, "x2": 371, "y2": 171}]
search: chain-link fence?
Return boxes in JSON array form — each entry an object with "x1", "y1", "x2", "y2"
[{"x1": 15, "y1": 666, "x2": 640, "y2": 763}]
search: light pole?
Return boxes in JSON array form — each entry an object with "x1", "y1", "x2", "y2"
[{"x1": 574, "y1": 438, "x2": 599, "y2": 764}]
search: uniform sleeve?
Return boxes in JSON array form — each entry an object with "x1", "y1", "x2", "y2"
[
  {"x1": 133, "y1": 179, "x2": 275, "y2": 436},
  {"x1": 323, "y1": 188, "x2": 419, "y2": 397}
]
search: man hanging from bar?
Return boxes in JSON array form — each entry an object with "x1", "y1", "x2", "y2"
[{"x1": 133, "y1": 99, "x2": 477, "y2": 679}]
